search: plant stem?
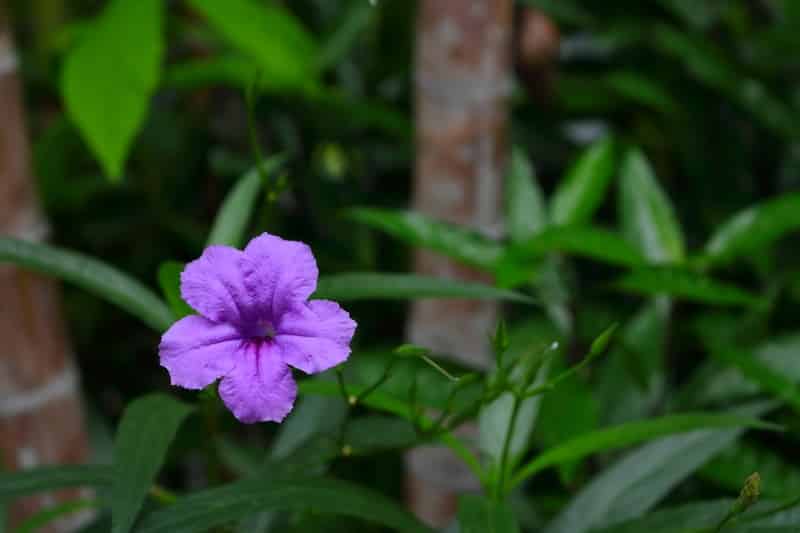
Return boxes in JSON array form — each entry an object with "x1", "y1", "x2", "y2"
[{"x1": 495, "y1": 393, "x2": 522, "y2": 500}]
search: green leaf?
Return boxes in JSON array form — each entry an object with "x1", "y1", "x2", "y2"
[
  {"x1": 187, "y1": 0, "x2": 318, "y2": 90},
  {"x1": 343, "y1": 416, "x2": 419, "y2": 455},
  {"x1": 347, "y1": 208, "x2": 503, "y2": 272},
  {"x1": 614, "y1": 268, "x2": 760, "y2": 307},
  {"x1": 512, "y1": 412, "x2": 779, "y2": 489},
  {"x1": 504, "y1": 226, "x2": 645, "y2": 269},
  {"x1": 207, "y1": 157, "x2": 285, "y2": 248},
  {"x1": 61, "y1": 0, "x2": 163, "y2": 180},
  {"x1": 0, "y1": 238, "x2": 174, "y2": 332},
  {"x1": 458, "y1": 494, "x2": 520, "y2": 533},
  {"x1": 589, "y1": 500, "x2": 732, "y2": 533},
  {"x1": 542, "y1": 402, "x2": 775, "y2": 533},
  {"x1": 0, "y1": 465, "x2": 111, "y2": 502},
  {"x1": 619, "y1": 149, "x2": 685, "y2": 263},
  {"x1": 314, "y1": 273, "x2": 534, "y2": 303},
  {"x1": 317, "y1": 0, "x2": 374, "y2": 71},
  {"x1": 704, "y1": 193, "x2": 800, "y2": 267},
  {"x1": 687, "y1": 334, "x2": 800, "y2": 407},
  {"x1": 135, "y1": 477, "x2": 433, "y2": 533},
  {"x1": 712, "y1": 348, "x2": 800, "y2": 413},
  {"x1": 111, "y1": 394, "x2": 193, "y2": 533},
  {"x1": 14, "y1": 499, "x2": 97, "y2": 533},
  {"x1": 157, "y1": 261, "x2": 193, "y2": 319},
  {"x1": 550, "y1": 138, "x2": 617, "y2": 226},
  {"x1": 506, "y1": 147, "x2": 546, "y2": 243},
  {"x1": 701, "y1": 442, "x2": 800, "y2": 499}
]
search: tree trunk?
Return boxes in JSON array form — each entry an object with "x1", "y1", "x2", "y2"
[
  {"x1": 0, "y1": 4, "x2": 92, "y2": 531},
  {"x1": 405, "y1": 0, "x2": 512, "y2": 527}
]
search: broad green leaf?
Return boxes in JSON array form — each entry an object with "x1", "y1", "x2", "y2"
[
  {"x1": 0, "y1": 466, "x2": 111, "y2": 502},
  {"x1": 712, "y1": 348, "x2": 800, "y2": 413},
  {"x1": 61, "y1": 0, "x2": 162, "y2": 180},
  {"x1": 550, "y1": 138, "x2": 617, "y2": 226},
  {"x1": 135, "y1": 477, "x2": 433, "y2": 533},
  {"x1": 0, "y1": 238, "x2": 174, "y2": 332},
  {"x1": 536, "y1": 360, "x2": 599, "y2": 484},
  {"x1": 507, "y1": 147, "x2": 546, "y2": 243},
  {"x1": 14, "y1": 499, "x2": 97, "y2": 533},
  {"x1": 596, "y1": 299, "x2": 670, "y2": 425},
  {"x1": 543, "y1": 402, "x2": 775, "y2": 533},
  {"x1": 111, "y1": 394, "x2": 192, "y2": 533},
  {"x1": 704, "y1": 193, "x2": 800, "y2": 267},
  {"x1": 614, "y1": 268, "x2": 760, "y2": 307},
  {"x1": 458, "y1": 494, "x2": 520, "y2": 533},
  {"x1": 602, "y1": 71, "x2": 680, "y2": 115},
  {"x1": 619, "y1": 149, "x2": 685, "y2": 263},
  {"x1": 157, "y1": 261, "x2": 193, "y2": 319},
  {"x1": 207, "y1": 156, "x2": 285, "y2": 248},
  {"x1": 512, "y1": 412, "x2": 778, "y2": 489},
  {"x1": 479, "y1": 361, "x2": 551, "y2": 483},
  {"x1": 347, "y1": 208, "x2": 503, "y2": 272},
  {"x1": 343, "y1": 416, "x2": 418, "y2": 455},
  {"x1": 685, "y1": 334, "x2": 800, "y2": 407},
  {"x1": 504, "y1": 226, "x2": 645, "y2": 268},
  {"x1": 314, "y1": 273, "x2": 534, "y2": 303},
  {"x1": 270, "y1": 395, "x2": 347, "y2": 460},
  {"x1": 590, "y1": 500, "x2": 732, "y2": 533},
  {"x1": 187, "y1": 0, "x2": 317, "y2": 90}
]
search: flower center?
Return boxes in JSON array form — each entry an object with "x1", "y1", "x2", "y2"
[{"x1": 257, "y1": 320, "x2": 277, "y2": 339}]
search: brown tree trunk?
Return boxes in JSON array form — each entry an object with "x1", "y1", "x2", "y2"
[
  {"x1": 0, "y1": 4, "x2": 92, "y2": 531},
  {"x1": 405, "y1": 0, "x2": 512, "y2": 527}
]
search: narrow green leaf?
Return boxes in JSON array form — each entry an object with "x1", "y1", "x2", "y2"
[
  {"x1": 619, "y1": 148, "x2": 685, "y2": 263},
  {"x1": 0, "y1": 238, "x2": 174, "y2": 332},
  {"x1": 111, "y1": 394, "x2": 193, "y2": 533},
  {"x1": 507, "y1": 147, "x2": 546, "y2": 243},
  {"x1": 543, "y1": 402, "x2": 775, "y2": 533},
  {"x1": 61, "y1": 0, "x2": 162, "y2": 180},
  {"x1": 0, "y1": 466, "x2": 112, "y2": 502},
  {"x1": 512, "y1": 412, "x2": 778, "y2": 489},
  {"x1": 704, "y1": 193, "x2": 800, "y2": 267},
  {"x1": 206, "y1": 156, "x2": 285, "y2": 248},
  {"x1": 458, "y1": 494, "x2": 520, "y2": 533},
  {"x1": 316, "y1": 0, "x2": 374, "y2": 71},
  {"x1": 187, "y1": 0, "x2": 317, "y2": 90},
  {"x1": 504, "y1": 225, "x2": 645, "y2": 268},
  {"x1": 347, "y1": 208, "x2": 503, "y2": 272},
  {"x1": 713, "y1": 348, "x2": 800, "y2": 413},
  {"x1": 135, "y1": 477, "x2": 433, "y2": 533},
  {"x1": 14, "y1": 499, "x2": 97, "y2": 533},
  {"x1": 157, "y1": 261, "x2": 193, "y2": 319},
  {"x1": 614, "y1": 268, "x2": 760, "y2": 307},
  {"x1": 550, "y1": 138, "x2": 617, "y2": 226},
  {"x1": 314, "y1": 273, "x2": 534, "y2": 303}
]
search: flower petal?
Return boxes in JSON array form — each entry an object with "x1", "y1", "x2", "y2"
[
  {"x1": 242, "y1": 233, "x2": 319, "y2": 317},
  {"x1": 181, "y1": 245, "x2": 254, "y2": 324},
  {"x1": 159, "y1": 315, "x2": 240, "y2": 389},
  {"x1": 275, "y1": 300, "x2": 356, "y2": 374},
  {"x1": 218, "y1": 341, "x2": 297, "y2": 423}
]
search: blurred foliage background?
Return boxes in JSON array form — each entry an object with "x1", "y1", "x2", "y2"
[{"x1": 6, "y1": 0, "x2": 800, "y2": 531}]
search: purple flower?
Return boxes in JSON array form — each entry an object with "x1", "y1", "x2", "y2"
[{"x1": 158, "y1": 233, "x2": 356, "y2": 423}]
